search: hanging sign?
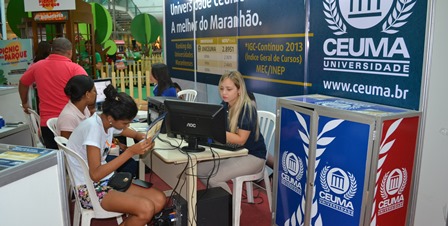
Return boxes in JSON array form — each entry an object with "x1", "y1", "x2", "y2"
[
  {"x1": 34, "y1": 11, "x2": 68, "y2": 21},
  {"x1": 25, "y1": 0, "x2": 76, "y2": 12}
]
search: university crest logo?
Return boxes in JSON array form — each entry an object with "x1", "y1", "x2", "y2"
[
  {"x1": 280, "y1": 151, "x2": 304, "y2": 195},
  {"x1": 319, "y1": 166, "x2": 357, "y2": 216},
  {"x1": 377, "y1": 168, "x2": 408, "y2": 215},
  {"x1": 323, "y1": 0, "x2": 417, "y2": 35}
]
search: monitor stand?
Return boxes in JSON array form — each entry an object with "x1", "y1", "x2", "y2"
[{"x1": 182, "y1": 137, "x2": 205, "y2": 152}]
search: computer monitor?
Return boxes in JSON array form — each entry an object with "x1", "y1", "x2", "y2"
[
  {"x1": 164, "y1": 99, "x2": 227, "y2": 152},
  {"x1": 147, "y1": 96, "x2": 178, "y2": 124},
  {"x1": 147, "y1": 96, "x2": 178, "y2": 133},
  {"x1": 93, "y1": 78, "x2": 112, "y2": 110}
]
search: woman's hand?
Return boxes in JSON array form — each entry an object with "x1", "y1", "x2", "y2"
[{"x1": 127, "y1": 138, "x2": 154, "y2": 155}]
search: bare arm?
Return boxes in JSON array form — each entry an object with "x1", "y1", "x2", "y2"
[
  {"x1": 121, "y1": 127, "x2": 146, "y2": 142},
  {"x1": 226, "y1": 129, "x2": 251, "y2": 145},
  {"x1": 18, "y1": 81, "x2": 30, "y2": 114},
  {"x1": 60, "y1": 131, "x2": 72, "y2": 139},
  {"x1": 86, "y1": 139, "x2": 153, "y2": 182}
]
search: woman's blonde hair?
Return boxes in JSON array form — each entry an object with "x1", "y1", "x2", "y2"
[{"x1": 219, "y1": 71, "x2": 259, "y2": 140}]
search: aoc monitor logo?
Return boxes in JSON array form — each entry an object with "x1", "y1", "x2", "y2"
[
  {"x1": 319, "y1": 166, "x2": 357, "y2": 216},
  {"x1": 186, "y1": 123, "x2": 196, "y2": 128},
  {"x1": 280, "y1": 151, "x2": 304, "y2": 196},
  {"x1": 323, "y1": 0, "x2": 416, "y2": 35},
  {"x1": 378, "y1": 168, "x2": 408, "y2": 215}
]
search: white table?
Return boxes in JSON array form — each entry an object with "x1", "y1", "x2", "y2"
[
  {"x1": 129, "y1": 124, "x2": 248, "y2": 226},
  {"x1": 0, "y1": 124, "x2": 33, "y2": 146}
]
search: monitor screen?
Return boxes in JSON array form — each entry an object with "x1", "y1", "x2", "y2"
[
  {"x1": 94, "y1": 79, "x2": 112, "y2": 104},
  {"x1": 164, "y1": 99, "x2": 226, "y2": 152}
]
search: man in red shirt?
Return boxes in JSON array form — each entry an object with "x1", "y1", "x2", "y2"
[{"x1": 19, "y1": 37, "x2": 87, "y2": 149}]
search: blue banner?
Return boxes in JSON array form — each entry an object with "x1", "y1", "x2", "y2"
[
  {"x1": 276, "y1": 107, "x2": 311, "y2": 225},
  {"x1": 165, "y1": 0, "x2": 427, "y2": 108},
  {"x1": 276, "y1": 105, "x2": 371, "y2": 226},
  {"x1": 308, "y1": 0, "x2": 427, "y2": 110},
  {"x1": 312, "y1": 115, "x2": 370, "y2": 225},
  {"x1": 165, "y1": 0, "x2": 307, "y2": 96}
]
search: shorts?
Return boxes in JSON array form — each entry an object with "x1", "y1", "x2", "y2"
[{"x1": 77, "y1": 179, "x2": 112, "y2": 209}]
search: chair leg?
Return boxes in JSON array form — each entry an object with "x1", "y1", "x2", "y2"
[
  {"x1": 263, "y1": 168, "x2": 272, "y2": 211},
  {"x1": 232, "y1": 178, "x2": 243, "y2": 226},
  {"x1": 245, "y1": 181, "x2": 255, "y2": 204},
  {"x1": 116, "y1": 216, "x2": 123, "y2": 225},
  {"x1": 73, "y1": 204, "x2": 81, "y2": 226},
  {"x1": 81, "y1": 215, "x2": 92, "y2": 226}
]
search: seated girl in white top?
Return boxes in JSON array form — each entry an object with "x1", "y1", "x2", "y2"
[{"x1": 67, "y1": 85, "x2": 165, "y2": 225}]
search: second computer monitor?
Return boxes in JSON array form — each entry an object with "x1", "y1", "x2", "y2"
[{"x1": 164, "y1": 99, "x2": 226, "y2": 152}]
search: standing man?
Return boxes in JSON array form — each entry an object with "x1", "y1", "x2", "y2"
[{"x1": 19, "y1": 37, "x2": 87, "y2": 149}]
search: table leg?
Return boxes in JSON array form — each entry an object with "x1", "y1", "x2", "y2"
[
  {"x1": 186, "y1": 158, "x2": 197, "y2": 226},
  {"x1": 139, "y1": 156, "x2": 145, "y2": 180}
]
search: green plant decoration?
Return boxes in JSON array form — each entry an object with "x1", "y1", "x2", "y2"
[
  {"x1": 103, "y1": 40, "x2": 117, "y2": 55},
  {"x1": 91, "y1": 3, "x2": 113, "y2": 45},
  {"x1": 6, "y1": 0, "x2": 30, "y2": 38},
  {"x1": 0, "y1": 69, "x2": 6, "y2": 85},
  {"x1": 131, "y1": 13, "x2": 162, "y2": 45},
  {"x1": 78, "y1": 3, "x2": 113, "y2": 44}
]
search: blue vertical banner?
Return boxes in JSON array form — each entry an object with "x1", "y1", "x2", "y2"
[
  {"x1": 165, "y1": 0, "x2": 308, "y2": 96},
  {"x1": 312, "y1": 115, "x2": 370, "y2": 226},
  {"x1": 276, "y1": 107, "x2": 311, "y2": 226},
  {"x1": 237, "y1": 1, "x2": 307, "y2": 96},
  {"x1": 165, "y1": 1, "x2": 195, "y2": 81},
  {"x1": 308, "y1": 0, "x2": 427, "y2": 110}
]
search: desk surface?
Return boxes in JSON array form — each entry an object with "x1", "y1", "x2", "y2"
[
  {"x1": 130, "y1": 123, "x2": 249, "y2": 164},
  {"x1": 0, "y1": 124, "x2": 30, "y2": 139},
  {"x1": 150, "y1": 133, "x2": 248, "y2": 164}
]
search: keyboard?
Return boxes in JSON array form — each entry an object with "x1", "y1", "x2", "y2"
[{"x1": 200, "y1": 142, "x2": 244, "y2": 151}]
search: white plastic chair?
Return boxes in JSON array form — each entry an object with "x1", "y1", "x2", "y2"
[
  {"x1": 54, "y1": 136, "x2": 123, "y2": 226},
  {"x1": 177, "y1": 89, "x2": 197, "y2": 102},
  {"x1": 231, "y1": 110, "x2": 275, "y2": 226},
  {"x1": 20, "y1": 105, "x2": 45, "y2": 147},
  {"x1": 47, "y1": 117, "x2": 59, "y2": 136}
]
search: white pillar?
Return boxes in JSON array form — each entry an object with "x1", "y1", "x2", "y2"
[{"x1": 1, "y1": 0, "x2": 6, "y2": 40}]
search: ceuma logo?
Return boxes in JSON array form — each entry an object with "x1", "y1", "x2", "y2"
[
  {"x1": 321, "y1": 0, "x2": 416, "y2": 77},
  {"x1": 319, "y1": 166, "x2": 357, "y2": 216},
  {"x1": 323, "y1": 0, "x2": 416, "y2": 34},
  {"x1": 378, "y1": 168, "x2": 407, "y2": 215},
  {"x1": 280, "y1": 151, "x2": 304, "y2": 195}
]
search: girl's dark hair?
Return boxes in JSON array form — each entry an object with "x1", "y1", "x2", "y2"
[
  {"x1": 64, "y1": 75, "x2": 94, "y2": 102},
  {"x1": 152, "y1": 63, "x2": 173, "y2": 96},
  {"x1": 173, "y1": 82, "x2": 182, "y2": 91},
  {"x1": 34, "y1": 41, "x2": 51, "y2": 63},
  {"x1": 101, "y1": 84, "x2": 138, "y2": 120}
]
